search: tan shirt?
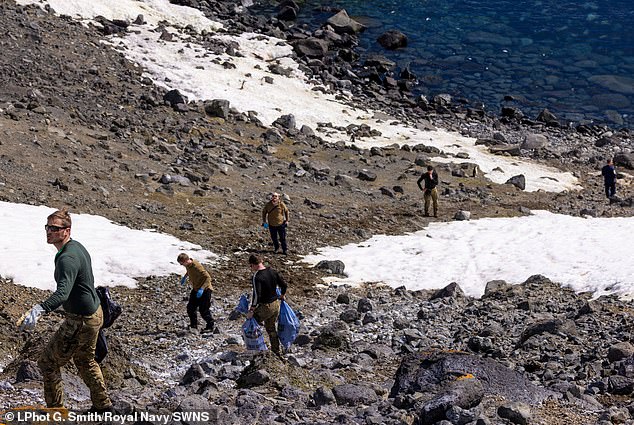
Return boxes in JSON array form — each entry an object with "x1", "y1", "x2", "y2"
[
  {"x1": 262, "y1": 201, "x2": 289, "y2": 226},
  {"x1": 185, "y1": 259, "x2": 212, "y2": 291}
]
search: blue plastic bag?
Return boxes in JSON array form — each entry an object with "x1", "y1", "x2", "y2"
[
  {"x1": 242, "y1": 318, "x2": 267, "y2": 351},
  {"x1": 278, "y1": 300, "x2": 300, "y2": 350},
  {"x1": 236, "y1": 294, "x2": 249, "y2": 314}
]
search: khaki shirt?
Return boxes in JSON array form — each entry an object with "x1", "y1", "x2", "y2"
[
  {"x1": 185, "y1": 259, "x2": 212, "y2": 291},
  {"x1": 262, "y1": 201, "x2": 289, "y2": 226}
]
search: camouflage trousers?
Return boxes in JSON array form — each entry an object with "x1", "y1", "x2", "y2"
[
  {"x1": 254, "y1": 300, "x2": 280, "y2": 354},
  {"x1": 38, "y1": 305, "x2": 111, "y2": 409}
]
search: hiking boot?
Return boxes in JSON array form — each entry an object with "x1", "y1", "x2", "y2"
[
  {"x1": 201, "y1": 324, "x2": 217, "y2": 334},
  {"x1": 188, "y1": 327, "x2": 198, "y2": 334}
]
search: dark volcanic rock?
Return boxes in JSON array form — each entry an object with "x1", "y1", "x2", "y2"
[
  {"x1": 377, "y1": 30, "x2": 408, "y2": 50},
  {"x1": 332, "y1": 383, "x2": 378, "y2": 406}
]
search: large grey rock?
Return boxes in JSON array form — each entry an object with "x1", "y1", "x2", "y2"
[
  {"x1": 430, "y1": 282, "x2": 465, "y2": 300},
  {"x1": 180, "y1": 363, "x2": 205, "y2": 386},
  {"x1": 358, "y1": 169, "x2": 377, "y2": 181},
  {"x1": 314, "y1": 320, "x2": 350, "y2": 349},
  {"x1": 521, "y1": 134, "x2": 548, "y2": 150},
  {"x1": 608, "y1": 342, "x2": 634, "y2": 363},
  {"x1": 332, "y1": 383, "x2": 378, "y2": 406},
  {"x1": 377, "y1": 30, "x2": 407, "y2": 50},
  {"x1": 340, "y1": 308, "x2": 360, "y2": 323},
  {"x1": 390, "y1": 351, "x2": 555, "y2": 411},
  {"x1": 519, "y1": 318, "x2": 576, "y2": 345},
  {"x1": 614, "y1": 152, "x2": 633, "y2": 169},
  {"x1": 497, "y1": 402, "x2": 531, "y2": 425},
  {"x1": 312, "y1": 386, "x2": 336, "y2": 406},
  {"x1": 293, "y1": 38, "x2": 329, "y2": 58},
  {"x1": 505, "y1": 175, "x2": 526, "y2": 190},
  {"x1": 326, "y1": 10, "x2": 366, "y2": 34},
  {"x1": 204, "y1": 99, "x2": 230, "y2": 119},
  {"x1": 315, "y1": 260, "x2": 345, "y2": 275},
  {"x1": 454, "y1": 210, "x2": 471, "y2": 221},
  {"x1": 357, "y1": 298, "x2": 373, "y2": 313}
]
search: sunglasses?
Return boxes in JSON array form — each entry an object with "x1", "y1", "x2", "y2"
[{"x1": 44, "y1": 225, "x2": 68, "y2": 232}]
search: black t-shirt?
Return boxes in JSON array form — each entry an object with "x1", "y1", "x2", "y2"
[
  {"x1": 252, "y1": 267, "x2": 287, "y2": 306},
  {"x1": 418, "y1": 170, "x2": 439, "y2": 190}
]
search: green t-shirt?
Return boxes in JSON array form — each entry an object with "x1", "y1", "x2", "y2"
[{"x1": 41, "y1": 239, "x2": 100, "y2": 315}]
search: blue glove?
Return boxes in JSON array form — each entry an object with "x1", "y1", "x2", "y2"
[
  {"x1": 196, "y1": 288, "x2": 204, "y2": 298},
  {"x1": 180, "y1": 276, "x2": 187, "y2": 286},
  {"x1": 263, "y1": 223, "x2": 269, "y2": 229},
  {"x1": 20, "y1": 304, "x2": 44, "y2": 330}
]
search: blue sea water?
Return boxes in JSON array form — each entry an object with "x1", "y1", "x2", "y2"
[{"x1": 265, "y1": 0, "x2": 634, "y2": 128}]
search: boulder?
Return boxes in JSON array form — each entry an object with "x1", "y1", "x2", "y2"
[
  {"x1": 314, "y1": 321, "x2": 350, "y2": 349},
  {"x1": 326, "y1": 10, "x2": 366, "y2": 34},
  {"x1": 430, "y1": 282, "x2": 465, "y2": 300},
  {"x1": 497, "y1": 402, "x2": 531, "y2": 425},
  {"x1": 454, "y1": 210, "x2": 471, "y2": 221},
  {"x1": 293, "y1": 38, "x2": 329, "y2": 58},
  {"x1": 204, "y1": 99, "x2": 230, "y2": 119},
  {"x1": 390, "y1": 351, "x2": 555, "y2": 424},
  {"x1": 358, "y1": 169, "x2": 377, "y2": 181},
  {"x1": 377, "y1": 30, "x2": 408, "y2": 50},
  {"x1": 536, "y1": 109, "x2": 559, "y2": 126},
  {"x1": 521, "y1": 134, "x2": 548, "y2": 150},
  {"x1": 608, "y1": 342, "x2": 634, "y2": 363},
  {"x1": 332, "y1": 383, "x2": 378, "y2": 406},
  {"x1": 315, "y1": 260, "x2": 345, "y2": 275},
  {"x1": 505, "y1": 175, "x2": 526, "y2": 190}
]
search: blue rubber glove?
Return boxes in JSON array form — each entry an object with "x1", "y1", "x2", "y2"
[
  {"x1": 20, "y1": 304, "x2": 44, "y2": 330},
  {"x1": 180, "y1": 276, "x2": 187, "y2": 286},
  {"x1": 263, "y1": 222, "x2": 269, "y2": 229},
  {"x1": 196, "y1": 288, "x2": 204, "y2": 298}
]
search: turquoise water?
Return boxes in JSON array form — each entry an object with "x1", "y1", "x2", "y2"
[{"x1": 273, "y1": 0, "x2": 634, "y2": 127}]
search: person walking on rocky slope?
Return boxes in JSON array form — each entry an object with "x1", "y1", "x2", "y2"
[
  {"x1": 177, "y1": 253, "x2": 215, "y2": 334},
  {"x1": 247, "y1": 254, "x2": 287, "y2": 354},
  {"x1": 602, "y1": 158, "x2": 617, "y2": 199},
  {"x1": 18, "y1": 208, "x2": 113, "y2": 413},
  {"x1": 417, "y1": 165, "x2": 439, "y2": 217},
  {"x1": 261, "y1": 192, "x2": 290, "y2": 255}
]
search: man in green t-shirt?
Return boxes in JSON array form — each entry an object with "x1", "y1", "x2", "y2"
[{"x1": 19, "y1": 208, "x2": 112, "y2": 412}]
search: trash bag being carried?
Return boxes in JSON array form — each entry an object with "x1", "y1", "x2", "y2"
[
  {"x1": 278, "y1": 300, "x2": 300, "y2": 350},
  {"x1": 242, "y1": 318, "x2": 267, "y2": 351},
  {"x1": 236, "y1": 294, "x2": 249, "y2": 314}
]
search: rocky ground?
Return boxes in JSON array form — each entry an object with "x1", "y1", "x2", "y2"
[{"x1": 0, "y1": 1, "x2": 633, "y2": 424}]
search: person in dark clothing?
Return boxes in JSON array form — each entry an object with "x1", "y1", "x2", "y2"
[
  {"x1": 177, "y1": 253, "x2": 215, "y2": 333},
  {"x1": 19, "y1": 208, "x2": 112, "y2": 412},
  {"x1": 247, "y1": 254, "x2": 287, "y2": 354},
  {"x1": 417, "y1": 165, "x2": 439, "y2": 217},
  {"x1": 601, "y1": 158, "x2": 617, "y2": 198}
]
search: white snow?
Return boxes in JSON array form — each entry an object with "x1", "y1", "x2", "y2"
[
  {"x1": 10, "y1": 1, "x2": 631, "y2": 299},
  {"x1": 17, "y1": 0, "x2": 580, "y2": 193},
  {"x1": 303, "y1": 211, "x2": 634, "y2": 298},
  {"x1": 0, "y1": 202, "x2": 217, "y2": 290}
]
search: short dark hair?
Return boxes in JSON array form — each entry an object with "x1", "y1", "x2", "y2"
[
  {"x1": 427, "y1": 165, "x2": 434, "y2": 171},
  {"x1": 177, "y1": 253, "x2": 190, "y2": 264},
  {"x1": 249, "y1": 254, "x2": 262, "y2": 265}
]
